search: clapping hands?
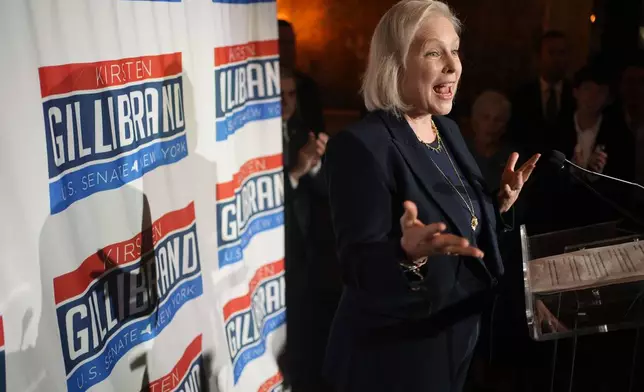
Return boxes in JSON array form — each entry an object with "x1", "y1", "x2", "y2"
[{"x1": 291, "y1": 132, "x2": 329, "y2": 181}]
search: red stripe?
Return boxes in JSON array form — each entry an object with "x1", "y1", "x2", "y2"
[
  {"x1": 39, "y1": 52, "x2": 182, "y2": 98},
  {"x1": 53, "y1": 202, "x2": 196, "y2": 304},
  {"x1": 222, "y1": 259, "x2": 284, "y2": 321},
  {"x1": 214, "y1": 40, "x2": 278, "y2": 67},
  {"x1": 0, "y1": 316, "x2": 4, "y2": 348},
  {"x1": 216, "y1": 154, "x2": 283, "y2": 200},
  {"x1": 148, "y1": 335, "x2": 202, "y2": 392},
  {"x1": 258, "y1": 372, "x2": 283, "y2": 392}
]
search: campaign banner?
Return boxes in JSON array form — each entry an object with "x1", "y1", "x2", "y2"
[
  {"x1": 148, "y1": 335, "x2": 203, "y2": 392},
  {"x1": 0, "y1": 0, "x2": 283, "y2": 390},
  {"x1": 39, "y1": 53, "x2": 188, "y2": 214},
  {"x1": 53, "y1": 202, "x2": 202, "y2": 392},
  {"x1": 216, "y1": 154, "x2": 284, "y2": 268},
  {"x1": 223, "y1": 259, "x2": 285, "y2": 384},
  {"x1": 214, "y1": 40, "x2": 281, "y2": 142}
]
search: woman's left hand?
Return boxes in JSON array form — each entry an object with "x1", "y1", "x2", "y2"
[{"x1": 498, "y1": 152, "x2": 540, "y2": 213}]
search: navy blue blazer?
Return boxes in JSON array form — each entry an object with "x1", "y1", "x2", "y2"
[{"x1": 323, "y1": 110, "x2": 505, "y2": 391}]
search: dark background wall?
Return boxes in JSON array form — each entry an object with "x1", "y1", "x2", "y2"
[
  {"x1": 277, "y1": 0, "x2": 641, "y2": 117},
  {"x1": 594, "y1": 0, "x2": 643, "y2": 65}
]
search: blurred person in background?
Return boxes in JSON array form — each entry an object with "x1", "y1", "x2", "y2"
[
  {"x1": 613, "y1": 54, "x2": 644, "y2": 193},
  {"x1": 468, "y1": 91, "x2": 524, "y2": 194},
  {"x1": 509, "y1": 31, "x2": 575, "y2": 234},
  {"x1": 553, "y1": 65, "x2": 635, "y2": 226},
  {"x1": 278, "y1": 19, "x2": 326, "y2": 134},
  {"x1": 278, "y1": 67, "x2": 340, "y2": 392},
  {"x1": 510, "y1": 30, "x2": 575, "y2": 155},
  {"x1": 465, "y1": 90, "x2": 534, "y2": 392}
]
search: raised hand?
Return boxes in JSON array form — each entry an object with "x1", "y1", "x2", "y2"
[
  {"x1": 399, "y1": 201, "x2": 484, "y2": 262},
  {"x1": 587, "y1": 147, "x2": 607, "y2": 173},
  {"x1": 572, "y1": 144, "x2": 585, "y2": 167},
  {"x1": 291, "y1": 132, "x2": 328, "y2": 180},
  {"x1": 498, "y1": 152, "x2": 540, "y2": 213},
  {"x1": 315, "y1": 132, "x2": 329, "y2": 157},
  {"x1": 572, "y1": 144, "x2": 607, "y2": 173}
]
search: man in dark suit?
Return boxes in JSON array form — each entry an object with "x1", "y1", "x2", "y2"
[
  {"x1": 510, "y1": 30, "x2": 575, "y2": 155},
  {"x1": 510, "y1": 31, "x2": 576, "y2": 233},
  {"x1": 278, "y1": 19, "x2": 326, "y2": 134},
  {"x1": 279, "y1": 67, "x2": 340, "y2": 392},
  {"x1": 280, "y1": 68, "x2": 326, "y2": 268}
]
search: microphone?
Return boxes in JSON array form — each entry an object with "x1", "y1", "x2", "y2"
[
  {"x1": 546, "y1": 150, "x2": 644, "y2": 228},
  {"x1": 546, "y1": 150, "x2": 567, "y2": 169},
  {"x1": 547, "y1": 150, "x2": 644, "y2": 191}
]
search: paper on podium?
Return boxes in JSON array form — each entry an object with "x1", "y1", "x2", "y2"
[{"x1": 528, "y1": 241, "x2": 644, "y2": 294}]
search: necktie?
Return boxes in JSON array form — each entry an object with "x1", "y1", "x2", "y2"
[{"x1": 545, "y1": 85, "x2": 558, "y2": 123}]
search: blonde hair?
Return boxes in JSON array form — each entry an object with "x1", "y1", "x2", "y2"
[
  {"x1": 361, "y1": 0, "x2": 461, "y2": 115},
  {"x1": 471, "y1": 90, "x2": 511, "y2": 122}
]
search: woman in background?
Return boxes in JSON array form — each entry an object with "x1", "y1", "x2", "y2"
[
  {"x1": 468, "y1": 92, "x2": 515, "y2": 186},
  {"x1": 465, "y1": 90, "x2": 532, "y2": 391}
]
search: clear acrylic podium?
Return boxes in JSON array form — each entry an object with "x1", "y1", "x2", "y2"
[
  {"x1": 521, "y1": 221, "x2": 644, "y2": 391},
  {"x1": 521, "y1": 221, "x2": 644, "y2": 341}
]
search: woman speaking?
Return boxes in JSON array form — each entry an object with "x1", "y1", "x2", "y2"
[{"x1": 323, "y1": 1, "x2": 540, "y2": 391}]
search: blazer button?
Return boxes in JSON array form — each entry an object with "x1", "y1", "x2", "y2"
[{"x1": 491, "y1": 277, "x2": 498, "y2": 287}]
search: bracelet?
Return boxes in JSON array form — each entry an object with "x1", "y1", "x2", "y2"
[{"x1": 399, "y1": 256, "x2": 428, "y2": 280}]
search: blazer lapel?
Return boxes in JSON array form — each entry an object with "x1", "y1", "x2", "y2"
[
  {"x1": 434, "y1": 117, "x2": 485, "y2": 186},
  {"x1": 435, "y1": 116, "x2": 503, "y2": 276},
  {"x1": 435, "y1": 116, "x2": 497, "y2": 225},
  {"x1": 378, "y1": 111, "x2": 468, "y2": 238}
]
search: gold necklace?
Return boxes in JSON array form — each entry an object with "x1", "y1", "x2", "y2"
[
  {"x1": 416, "y1": 121, "x2": 443, "y2": 153},
  {"x1": 422, "y1": 122, "x2": 479, "y2": 231}
]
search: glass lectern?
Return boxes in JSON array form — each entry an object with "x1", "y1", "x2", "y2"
[
  {"x1": 521, "y1": 221, "x2": 644, "y2": 341},
  {"x1": 521, "y1": 221, "x2": 644, "y2": 391}
]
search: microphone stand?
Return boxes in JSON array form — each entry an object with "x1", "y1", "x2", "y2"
[
  {"x1": 566, "y1": 160, "x2": 644, "y2": 192},
  {"x1": 561, "y1": 162, "x2": 644, "y2": 230},
  {"x1": 560, "y1": 161, "x2": 644, "y2": 392}
]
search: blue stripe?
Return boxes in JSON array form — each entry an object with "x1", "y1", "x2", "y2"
[
  {"x1": 233, "y1": 310, "x2": 285, "y2": 383},
  {"x1": 65, "y1": 278, "x2": 203, "y2": 392},
  {"x1": 0, "y1": 351, "x2": 5, "y2": 392},
  {"x1": 49, "y1": 135, "x2": 188, "y2": 214},
  {"x1": 218, "y1": 209, "x2": 284, "y2": 267},
  {"x1": 215, "y1": 101, "x2": 280, "y2": 141}
]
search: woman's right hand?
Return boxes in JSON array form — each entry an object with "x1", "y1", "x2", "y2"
[{"x1": 400, "y1": 201, "x2": 484, "y2": 261}]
